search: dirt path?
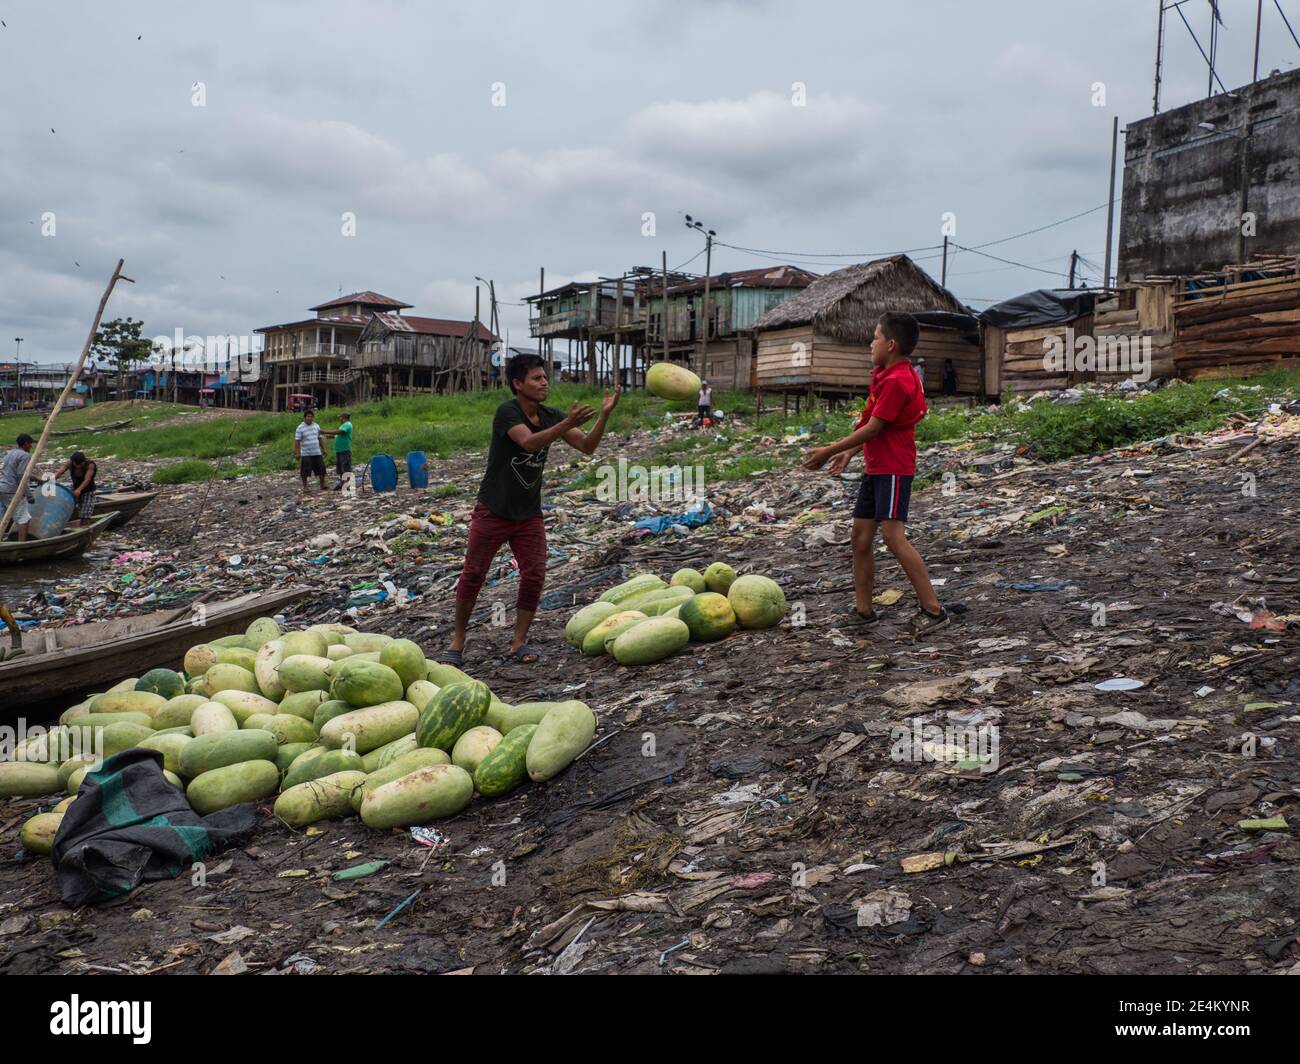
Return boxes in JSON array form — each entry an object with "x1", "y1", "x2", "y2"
[{"x1": 1, "y1": 419, "x2": 1297, "y2": 974}]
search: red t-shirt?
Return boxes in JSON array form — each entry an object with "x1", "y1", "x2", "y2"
[{"x1": 854, "y1": 359, "x2": 926, "y2": 476}]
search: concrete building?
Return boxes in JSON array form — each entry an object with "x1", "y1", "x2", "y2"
[{"x1": 1119, "y1": 68, "x2": 1300, "y2": 281}]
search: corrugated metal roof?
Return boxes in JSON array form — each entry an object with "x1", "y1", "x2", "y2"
[
  {"x1": 667, "y1": 265, "x2": 818, "y2": 296},
  {"x1": 371, "y1": 315, "x2": 499, "y2": 342},
  {"x1": 310, "y1": 291, "x2": 413, "y2": 311},
  {"x1": 255, "y1": 316, "x2": 370, "y2": 333}
]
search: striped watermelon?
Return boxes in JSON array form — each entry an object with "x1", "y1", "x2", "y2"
[
  {"x1": 416, "y1": 680, "x2": 490, "y2": 751},
  {"x1": 473, "y1": 724, "x2": 537, "y2": 797},
  {"x1": 599, "y1": 573, "x2": 665, "y2": 605}
]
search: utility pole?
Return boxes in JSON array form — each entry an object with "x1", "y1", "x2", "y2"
[
  {"x1": 1253, "y1": 0, "x2": 1263, "y2": 82},
  {"x1": 1207, "y1": 2, "x2": 1216, "y2": 98},
  {"x1": 1103, "y1": 115, "x2": 1119, "y2": 290},
  {"x1": 1068, "y1": 250, "x2": 1079, "y2": 289},
  {"x1": 941, "y1": 236, "x2": 949, "y2": 287},
  {"x1": 1153, "y1": 0, "x2": 1167, "y2": 115},
  {"x1": 685, "y1": 215, "x2": 716, "y2": 374},
  {"x1": 661, "y1": 250, "x2": 669, "y2": 368},
  {"x1": 13, "y1": 338, "x2": 22, "y2": 410}
]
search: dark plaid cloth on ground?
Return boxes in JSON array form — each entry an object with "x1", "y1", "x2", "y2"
[{"x1": 50, "y1": 748, "x2": 259, "y2": 907}]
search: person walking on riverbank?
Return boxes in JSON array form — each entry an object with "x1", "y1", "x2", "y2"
[
  {"x1": 0, "y1": 434, "x2": 35, "y2": 541},
  {"x1": 294, "y1": 409, "x2": 327, "y2": 494},
  {"x1": 322, "y1": 411, "x2": 353, "y2": 491},
  {"x1": 443, "y1": 354, "x2": 619, "y2": 665}
]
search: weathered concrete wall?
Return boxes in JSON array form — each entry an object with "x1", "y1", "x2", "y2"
[{"x1": 1119, "y1": 69, "x2": 1300, "y2": 281}]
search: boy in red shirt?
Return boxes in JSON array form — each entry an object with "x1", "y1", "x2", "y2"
[{"x1": 803, "y1": 312, "x2": 948, "y2": 634}]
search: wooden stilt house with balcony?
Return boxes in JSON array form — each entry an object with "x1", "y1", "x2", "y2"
[{"x1": 256, "y1": 291, "x2": 497, "y2": 408}]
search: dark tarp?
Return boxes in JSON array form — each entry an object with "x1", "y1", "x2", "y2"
[
  {"x1": 911, "y1": 310, "x2": 979, "y2": 332},
  {"x1": 50, "y1": 748, "x2": 258, "y2": 907},
  {"x1": 977, "y1": 290, "x2": 1096, "y2": 329}
]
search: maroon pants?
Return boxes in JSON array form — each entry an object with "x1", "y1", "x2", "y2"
[{"x1": 456, "y1": 501, "x2": 547, "y2": 613}]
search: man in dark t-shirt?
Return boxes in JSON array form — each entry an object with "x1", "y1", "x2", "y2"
[{"x1": 444, "y1": 353, "x2": 619, "y2": 664}]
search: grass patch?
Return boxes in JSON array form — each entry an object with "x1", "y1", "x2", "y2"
[
  {"x1": 152, "y1": 458, "x2": 220, "y2": 484},
  {"x1": 11, "y1": 370, "x2": 1298, "y2": 485}
]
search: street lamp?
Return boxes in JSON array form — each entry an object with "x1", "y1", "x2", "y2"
[
  {"x1": 12, "y1": 338, "x2": 22, "y2": 411},
  {"x1": 683, "y1": 217, "x2": 717, "y2": 352},
  {"x1": 1197, "y1": 121, "x2": 1245, "y2": 139}
]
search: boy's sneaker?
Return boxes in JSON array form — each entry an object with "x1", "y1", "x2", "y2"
[{"x1": 909, "y1": 606, "x2": 950, "y2": 637}]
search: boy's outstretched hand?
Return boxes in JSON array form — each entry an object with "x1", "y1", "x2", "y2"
[
  {"x1": 802, "y1": 445, "x2": 833, "y2": 471},
  {"x1": 825, "y1": 451, "x2": 853, "y2": 475},
  {"x1": 601, "y1": 388, "x2": 621, "y2": 416}
]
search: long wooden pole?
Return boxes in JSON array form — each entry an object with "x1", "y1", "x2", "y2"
[
  {"x1": 661, "y1": 251, "x2": 669, "y2": 366},
  {"x1": 1103, "y1": 115, "x2": 1119, "y2": 289},
  {"x1": 2, "y1": 259, "x2": 133, "y2": 539}
]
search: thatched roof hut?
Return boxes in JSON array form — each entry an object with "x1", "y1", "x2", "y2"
[
  {"x1": 754, "y1": 254, "x2": 969, "y2": 344},
  {"x1": 753, "y1": 255, "x2": 983, "y2": 397}
]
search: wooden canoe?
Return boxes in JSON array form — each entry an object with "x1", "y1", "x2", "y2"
[
  {"x1": 0, "y1": 513, "x2": 114, "y2": 566},
  {"x1": 0, "y1": 587, "x2": 309, "y2": 715},
  {"x1": 94, "y1": 490, "x2": 159, "y2": 528},
  {"x1": 50, "y1": 418, "x2": 134, "y2": 436}
]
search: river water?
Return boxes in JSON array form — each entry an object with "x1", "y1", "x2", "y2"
[{"x1": 0, "y1": 544, "x2": 113, "y2": 606}]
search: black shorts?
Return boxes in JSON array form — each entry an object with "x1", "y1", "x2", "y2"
[
  {"x1": 300, "y1": 454, "x2": 326, "y2": 477},
  {"x1": 854, "y1": 473, "x2": 912, "y2": 522},
  {"x1": 335, "y1": 452, "x2": 353, "y2": 475}
]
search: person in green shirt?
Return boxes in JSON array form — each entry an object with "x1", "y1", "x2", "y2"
[{"x1": 322, "y1": 412, "x2": 353, "y2": 491}]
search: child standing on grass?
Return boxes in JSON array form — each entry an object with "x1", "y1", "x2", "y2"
[{"x1": 803, "y1": 312, "x2": 948, "y2": 635}]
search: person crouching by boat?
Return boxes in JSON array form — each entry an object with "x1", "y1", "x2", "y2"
[
  {"x1": 0, "y1": 433, "x2": 35, "y2": 541},
  {"x1": 53, "y1": 451, "x2": 98, "y2": 527}
]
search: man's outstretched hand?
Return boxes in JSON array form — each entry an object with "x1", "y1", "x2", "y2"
[
  {"x1": 601, "y1": 388, "x2": 621, "y2": 417},
  {"x1": 565, "y1": 402, "x2": 596, "y2": 428}
]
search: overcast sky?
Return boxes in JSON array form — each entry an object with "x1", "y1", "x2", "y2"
[{"x1": 2, "y1": 0, "x2": 1296, "y2": 364}]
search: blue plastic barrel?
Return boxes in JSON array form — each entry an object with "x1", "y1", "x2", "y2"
[
  {"x1": 369, "y1": 454, "x2": 398, "y2": 493},
  {"x1": 407, "y1": 451, "x2": 428, "y2": 489},
  {"x1": 27, "y1": 483, "x2": 76, "y2": 539}
]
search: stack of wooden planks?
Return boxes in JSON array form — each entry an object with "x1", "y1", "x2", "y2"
[
  {"x1": 1171, "y1": 270, "x2": 1300, "y2": 380},
  {"x1": 1093, "y1": 285, "x2": 1175, "y2": 384},
  {"x1": 997, "y1": 315, "x2": 1093, "y2": 394}
]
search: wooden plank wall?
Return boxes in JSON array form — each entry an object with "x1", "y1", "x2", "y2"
[
  {"x1": 1171, "y1": 271, "x2": 1300, "y2": 380},
  {"x1": 999, "y1": 315, "x2": 1094, "y2": 393},
  {"x1": 1093, "y1": 285, "x2": 1174, "y2": 383},
  {"x1": 755, "y1": 325, "x2": 981, "y2": 396},
  {"x1": 914, "y1": 328, "x2": 982, "y2": 396},
  {"x1": 701, "y1": 338, "x2": 752, "y2": 391},
  {"x1": 755, "y1": 326, "x2": 814, "y2": 389}
]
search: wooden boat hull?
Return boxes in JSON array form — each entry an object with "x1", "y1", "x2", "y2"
[
  {"x1": 0, "y1": 587, "x2": 310, "y2": 717},
  {"x1": 94, "y1": 490, "x2": 159, "y2": 529},
  {"x1": 0, "y1": 513, "x2": 114, "y2": 566}
]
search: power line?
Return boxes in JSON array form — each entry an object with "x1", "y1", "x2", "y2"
[
  {"x1": 1277, "y1": 0, "x2": 1300, "y2": 49},
  {"x1": 713, "y1": 239, "x2": 942, "y2": 260},
  {"x1": 1172, "y1": 1, "x2": 1231, "y2": 95},
  {"x1": 946, "y1": 251, "x2": 1102, "y2": 279},
  {"x1": 710, "y1": 200, "x2": 1109, "y2": 268},
  {"x1": 950, "y1": 242, "x2": 1072, "y2": 279},
  {"x1": 964, "y1": 203, "x2": 1108, "y2": 251}
]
